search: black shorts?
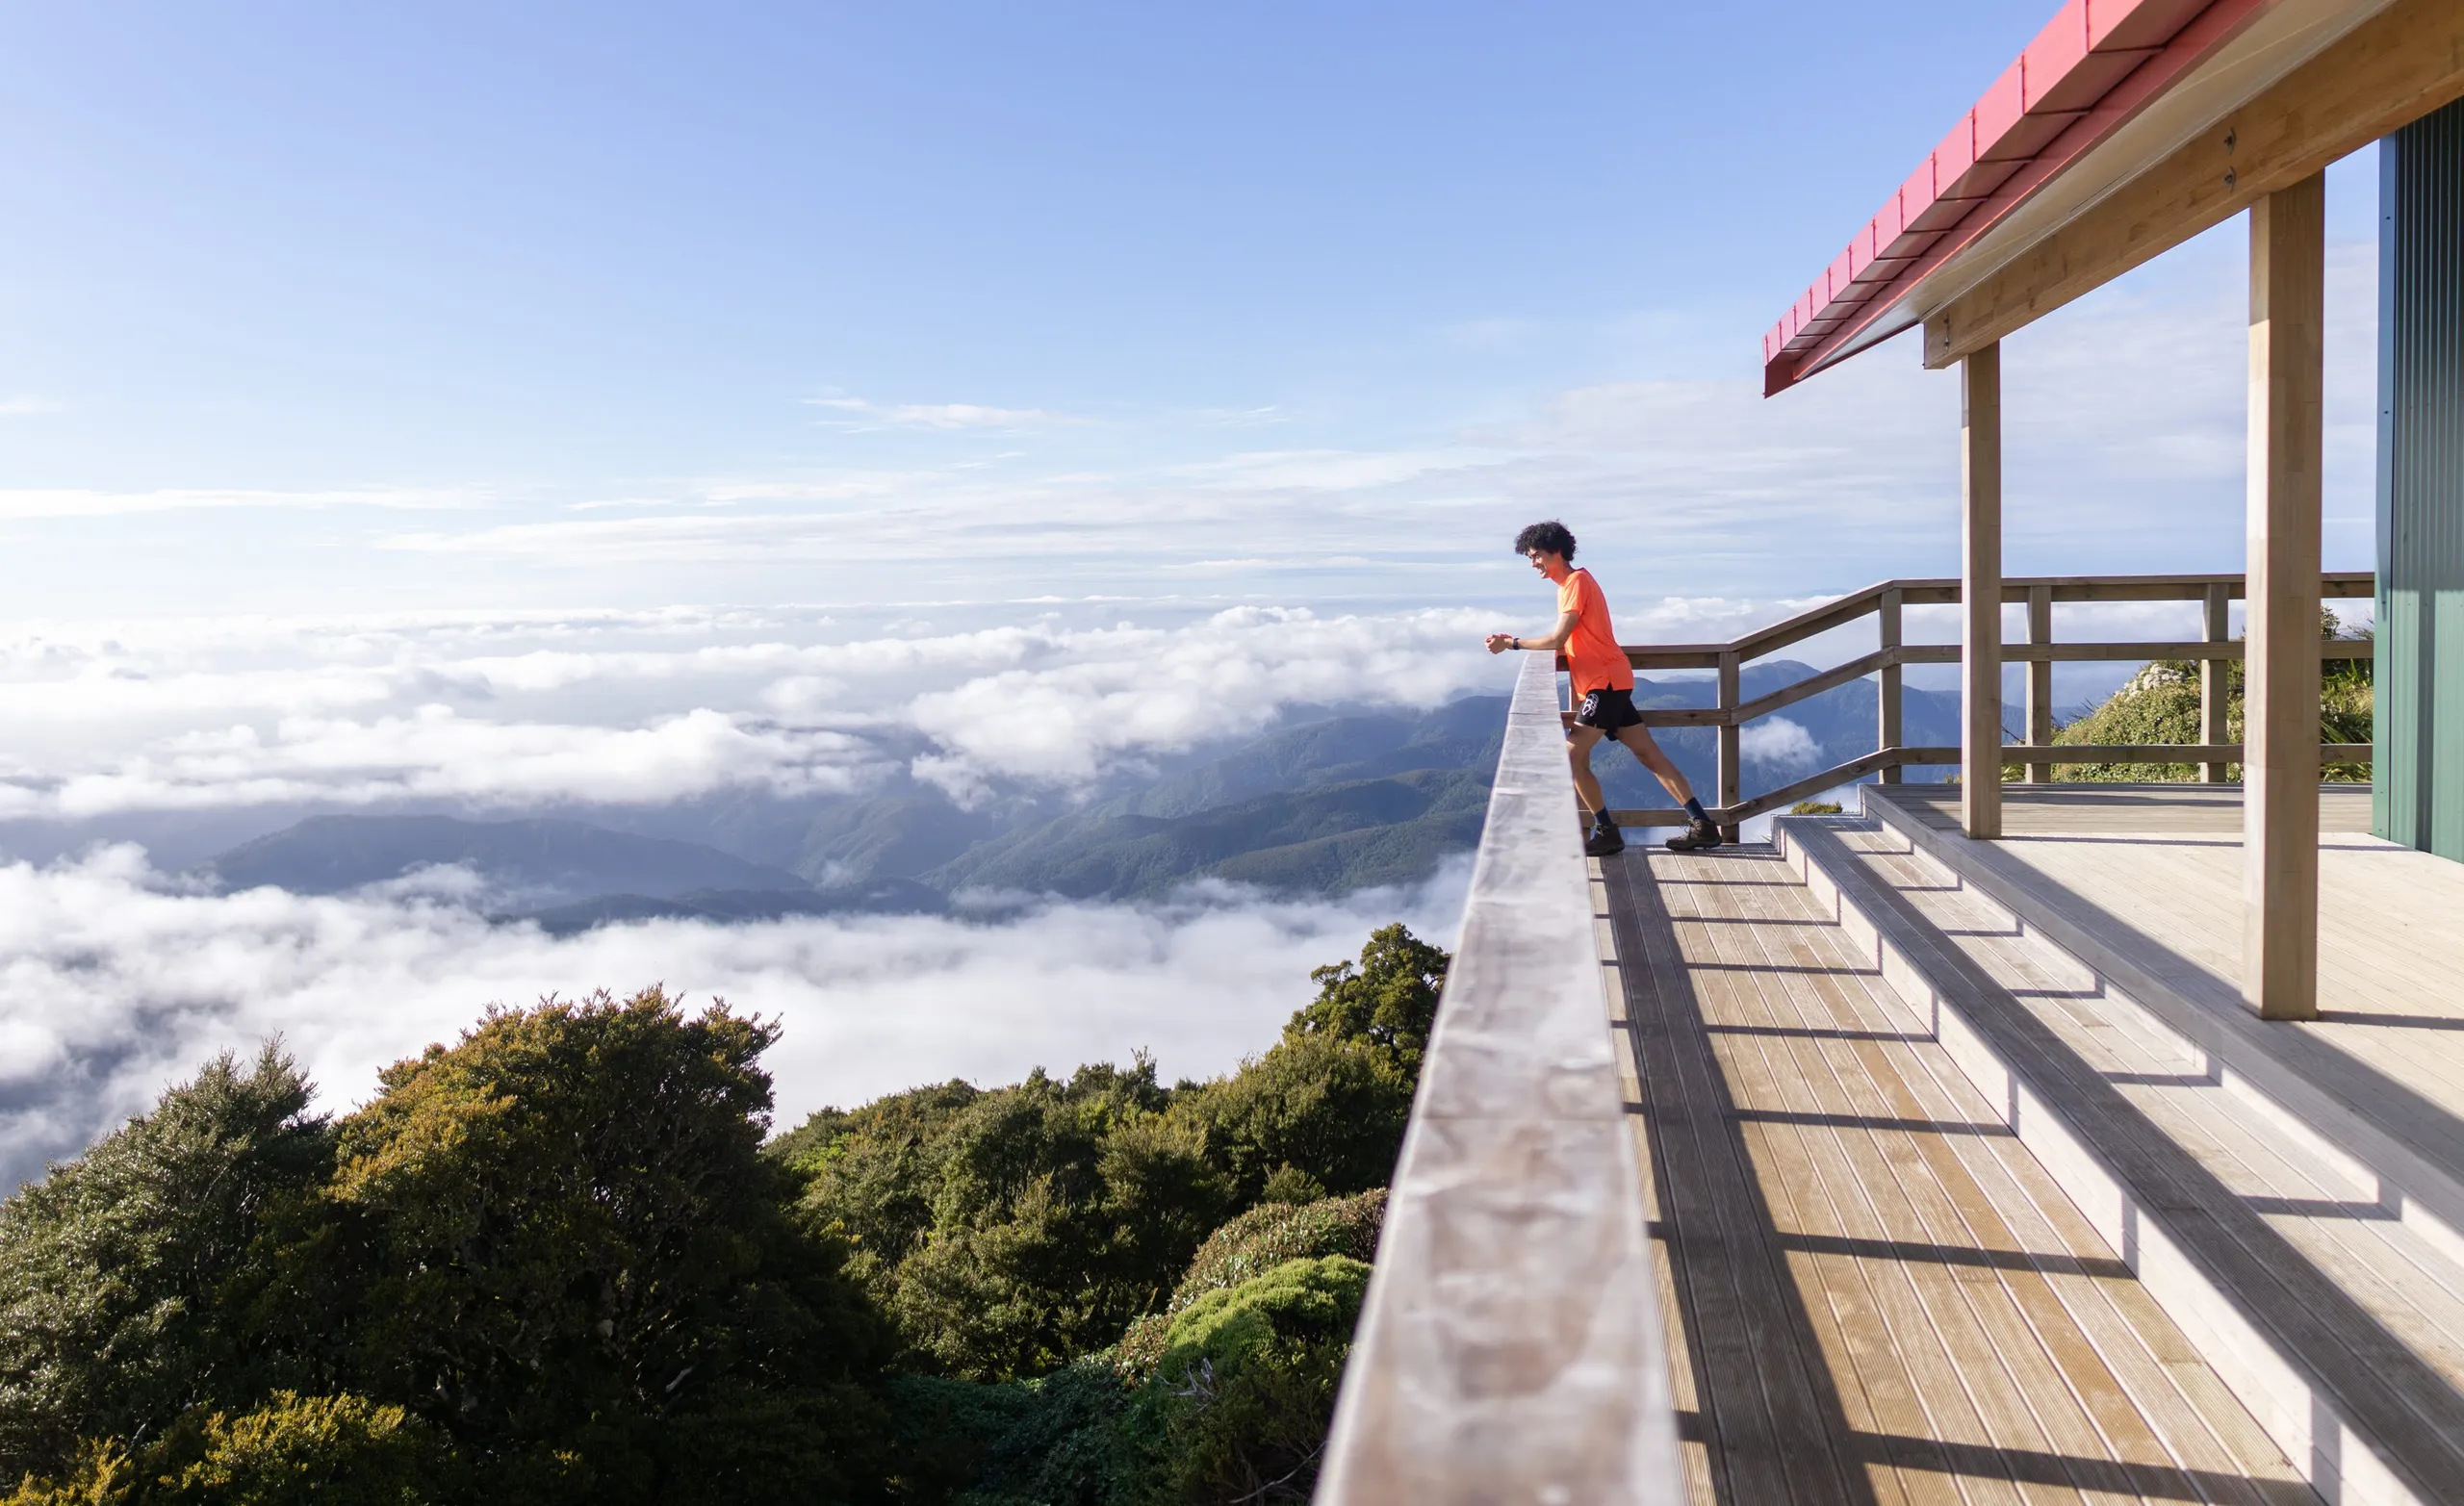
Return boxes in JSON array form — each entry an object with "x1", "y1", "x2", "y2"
[{"x1": 1572, "y1": 686, "x2": 1644, "y2": 733}]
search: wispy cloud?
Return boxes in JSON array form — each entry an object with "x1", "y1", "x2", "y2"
[
  {"x1": 805, "y1": 396, "x2": 1079, "y2": 431},
  {"x1": 0, "y1": 396, "x2": 63, "y2": 418},
  {"x1": 0, "y1": 485, "x2": 488, "y2": 520}
]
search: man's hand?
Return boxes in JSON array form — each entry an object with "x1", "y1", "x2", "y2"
[{"x1": 1485, "y1": 632, "x2": 1519, "y2": 655}]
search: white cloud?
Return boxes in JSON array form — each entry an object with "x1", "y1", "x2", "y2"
[
  {"x1": 1168, "y1": 448, "x2": 1478, "y2": 492},
  {"x1": 36, "y1": 708, "x2": 873, "y2": 816},
  {"x1": 805, "y1": 396, "x2": 1077, "y2": 431},
  {"x1": 0, "y1": 486, "x2": 487, "y2": 519},
  {"x1": 0, "y1": 846, "x2": 1470, "y2": 1192},
  {"x1": 905, "y1": 605, "x2": 1504, "y2": 797},
  {"x1": 0, "y1": 396, "x2": 62, "y2": 418},
  {"x1": 1738, "y1": 715, "x2": 1819, "y2": 770},
  {"x1": 0, "y1": 603, "x2": 1533, "y2": 815}
]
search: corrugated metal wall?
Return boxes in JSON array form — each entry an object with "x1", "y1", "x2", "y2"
[{"x1": 2376, "y1": 101, "x2": 2464, "y2": 862}]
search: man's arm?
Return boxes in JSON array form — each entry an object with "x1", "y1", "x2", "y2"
[{"x1": 1484, "y1": 610, "x2": 1581, "y2": 654}]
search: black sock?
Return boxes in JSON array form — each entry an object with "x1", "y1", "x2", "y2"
[
  {"x1": 1682, "y1": 797, "x2": 1707, "y2": 823},
  {"x1": 1591, "y1": 811, "x2": 1617, "y2": 832}
]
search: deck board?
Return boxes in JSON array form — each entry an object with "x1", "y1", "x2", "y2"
[
  {"x1": 1831, "y1": 790, "x2": 2464, "y2": 1497},
  {"x1": 1601, "y1": 843, "x2": 2310, "y2": 1503}
]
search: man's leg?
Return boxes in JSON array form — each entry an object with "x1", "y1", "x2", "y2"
[
  {"x1": 1611, "y1": 724, "x2": 1697, "y2": 804},
  {"x1": 1611, "y1": 724, "x2": 1722, "y2": 850},
  {"x1": 1566, "y1": 726, "x2": 1625, "y2": 855},
  {"x1": 1567, "y1": 725, "x2": 1609, "y2": 815}
]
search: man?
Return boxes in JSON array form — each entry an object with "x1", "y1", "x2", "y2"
[{"x1": 1485, "y1": 521, "x2": 1722, "y2": 856}]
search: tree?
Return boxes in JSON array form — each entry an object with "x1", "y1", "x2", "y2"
[
  {"x1": 0, "y1": 1047, "x2": 334, "y2": 1485},
  {"x1": 325, "y1": 986, "x2": 894, "y2": 1499},
  {"x1": 1283, "y1": 924, "x2": 1449, "y2": 1078},
  {"x1": 813, "y1": 1062, "x2": 1231, "y2": 1383},
  {"x1": 780, "y1": 926, "x2": 1449, "y2": 1388}
]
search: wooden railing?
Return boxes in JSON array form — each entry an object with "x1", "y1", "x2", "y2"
[
  {"x1": 1581, "y1": 571, "x2": 2374, "y2": 833},
  {"x1": 1318, "y1": 651, "x2": 1684, "y2": 1504}
]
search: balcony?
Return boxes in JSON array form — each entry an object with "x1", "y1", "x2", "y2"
[{"x1": 1319, "y1": 580, "x2": 2464, "y2": 1505}]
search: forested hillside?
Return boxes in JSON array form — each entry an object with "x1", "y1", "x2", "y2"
[
  {"x1": 0, "y1": 927, "x2": 1450, "y2": 1504},
  {"x1": 2044, "y1": 615, "x2": 2373, "y2": 781}
]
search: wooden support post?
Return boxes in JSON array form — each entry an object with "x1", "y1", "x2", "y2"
[
  {"x1": 2025, "y1": 584, "x2": 2054, "y2": 783},
  {"x1": 2244, "y1": 177, "x2": 2325, "y2": 1021},
  {"x1": 2201, "y1": 582, "x2": 2232, "y2": 783},
  {"x1": 1716, "y1": 651, "x2": 1741, "y2": 842},
  {"x1": 1962, "y1": 344, "x2": 2004, "y2": 839},
  {"x1": 1878, "y1": 587, "x2": 1904, "y2": 785}
]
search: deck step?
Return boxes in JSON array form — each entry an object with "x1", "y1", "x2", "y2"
[
  {"x1": 1599, "y1": 842, "x2": 2310, "y2": 1504},
  {"x1": 1780, "y1": 804, "x2": 2464, "y2": 1506}
]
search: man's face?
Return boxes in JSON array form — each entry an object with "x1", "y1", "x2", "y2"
[{"x1": 1526, "y1": 548, "x2": 1564, "y2": 579}]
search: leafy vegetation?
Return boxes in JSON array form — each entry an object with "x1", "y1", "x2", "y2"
[
  {"x1": 0, "y1": 925, "x2": 1449, "y2": 1504},
  {"x1": 2034, "y1": 611, "x2": 2373, "y2": 782}
]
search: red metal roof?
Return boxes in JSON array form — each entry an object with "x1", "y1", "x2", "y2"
[{"x1": 1761, "y1": 0, "x2": 2274, "y2": 396}]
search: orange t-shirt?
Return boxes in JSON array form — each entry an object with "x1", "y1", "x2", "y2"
[{"x1": 1558, "y1": 568, "x2": 1634, "y2": 696}]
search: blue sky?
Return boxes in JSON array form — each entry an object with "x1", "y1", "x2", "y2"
[
  {"x1": 0, "y1": 2, "x2": 2406, "y2": 1175},
  {"x1": 0, "y1": 1, "x2": 2386, "y2": 617}
]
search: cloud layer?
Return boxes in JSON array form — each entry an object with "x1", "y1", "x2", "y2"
[
  {"x1": 0, "y1": 602, "x2": 1543, "y2": 817},
  {"x1": 0, "y1": 845, "x2": 1469, "y2": 1191}
]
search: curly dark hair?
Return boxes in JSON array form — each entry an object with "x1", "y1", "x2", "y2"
[{"x1": 1512, "y1": 521, "x2": 1576, "y2": 561}]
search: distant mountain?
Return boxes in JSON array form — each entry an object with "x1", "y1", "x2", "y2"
[
  {"x1": 171, "y1": 672, "x2": 1960, "y2": 919},
  {"x1": 518, "y1": 879, "x2": 946, "y2": 938},
  {"x1": 914, "y1": 698, "x2": 1509, "y2": 899},
  {"x1": 788, "y1": 793, "x2": 995, "y2": 882},
  {"x1": 933, "y1": 767, "x2": 1491, "y2": 900},
  {"x1": 200, "y1": 815, "x2": 810, "y2": 905},
  {"x1": 1114, "y1": 696, "x2": 1507, "y2": 820}
]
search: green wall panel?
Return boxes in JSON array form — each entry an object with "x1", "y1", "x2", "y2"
[{"x1": 2376, "y1": 100, "x2": 2464, "y2": 861}]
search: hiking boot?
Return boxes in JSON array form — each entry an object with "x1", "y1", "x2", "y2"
[
  {"x1": 1583, "y1": 821, "x2": 1627, "y2": 857},
  {"x1": 1664, "y1": 818, "x2": 1724, "y2": 853}
]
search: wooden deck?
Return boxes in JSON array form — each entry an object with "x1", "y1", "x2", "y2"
[
  {"x1": 1597, "y1": 841, "x2": 2311, "y2": 1504},
  {"x1": 1872, "y1": 784, "x2": 2374, "y2": 836},
  {"x1": 1770, "y1": 785, "x2": 2464, "y2": 1503},
  {"x1": 1869, "y1": 785, "x2": 2462, "y2": 1144}
]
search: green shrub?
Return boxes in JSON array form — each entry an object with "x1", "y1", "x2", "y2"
[
  {"x1": 1787, "y1": 801, "x2": 1843, "y2": 816},
  {"x1": 1116, "y1": 1191, "x2": 1385, "y2": 1378},
  {"x1": 781, "y1": 928, "x2": 1441, "y2": 1385},
  {"x1": 2044, "y1": 612, "x2": 2372, "y2": 783},
  {"x1": 1117, "y1": 1258, "x2": 1372, "y2": 1506},
  {"x1": 154, "y1": 1391, "x2": 455, "y2": 1505},
  {"x1": 2, "y1": 1392, "x2": 453, "y2": 1506},
  {"x1": 893, "y1": 1362, "x2": 1135, "y2": 1506}
]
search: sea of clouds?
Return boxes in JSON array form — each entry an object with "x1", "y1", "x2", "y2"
[
  {"x1": 0, "y1": 601, "x2": 1543, "y2": 1186},
  {"x1": 0, "y1": 839, "x2": 1471, "y2": 1191}
]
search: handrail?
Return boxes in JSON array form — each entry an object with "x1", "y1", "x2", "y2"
[
  {"x1": 1625, "y1": 571, "x2": 2374, "y2": 671},
  {"x1": 1317, "y1": 651, "x2": 1684, "y2": 1504},
  {"x1": 1578, "y1": 570, "x2": 2374, "y2": 832}
]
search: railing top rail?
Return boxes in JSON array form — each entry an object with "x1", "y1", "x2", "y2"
[
  {"x1": 1628, "y1": 571, "x2": 2374, "y2": 670},
  {"x1": 1317, "y1": 651, "x2": 1682, "y2": 1504}
]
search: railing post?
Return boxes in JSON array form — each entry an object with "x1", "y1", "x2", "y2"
[
  {"x1": 1878, "y1": 588, "x2": 1904, "y2": 785},
  {"x1": 2026, "y1": 584, "x2": 2054, "y2": 783},
  {"x1": 1717, "y1": 650, "x2": 1741, "y2": 841},
  {"x1": 1961, "y1": 344, "x2": 2005, "y2": 839},
  {"x1": 2201, "y1": 582, "x2": 2231, "y2": 783},
  {"x1": 2244, "y1": 175, "x2": 2325, "y2": 1022}
]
